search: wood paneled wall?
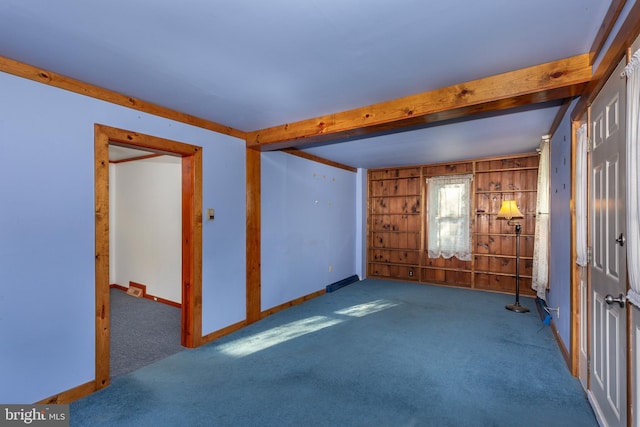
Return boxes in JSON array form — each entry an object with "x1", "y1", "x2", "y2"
[{"x1": 367, "y1": 153, "x2": 538, "y2": 296}]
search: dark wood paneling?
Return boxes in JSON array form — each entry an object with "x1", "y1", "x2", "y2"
[
  {"x1": 370, "y1": 249, "x2": 420, "y2": 265},
  {"x1": 423, "y1": 162, "x2": 474, "y2": 177},
  {"x1": 367, "y1": 153, "x2": 539, "y2": 296},
  {"x1": 474, "y1": 273, "x2": 535, "y2": 296}
]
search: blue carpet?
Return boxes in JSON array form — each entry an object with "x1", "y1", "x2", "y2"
[{"x1": 71, "y1": 279, "x2": 597, "y2": 426}]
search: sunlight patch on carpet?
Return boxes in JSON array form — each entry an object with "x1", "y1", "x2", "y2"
[
  {"x1": 334, "y1": 299, "x2": 400, "y2": 318},
  {"x1": 218, "y1": 315, "x2": 344, "y2": 357}
]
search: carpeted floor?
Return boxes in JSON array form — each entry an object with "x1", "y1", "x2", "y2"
[
  {"x1": 73, "y1": 280, "x2": 597, "y2": 426},
  {"x1": 110, "y1": 288, "x2": 183, "y2": 378}
]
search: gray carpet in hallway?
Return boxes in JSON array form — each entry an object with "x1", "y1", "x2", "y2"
[{"x1": 110, "y1": 288, "x2": 183, "y2": 378}]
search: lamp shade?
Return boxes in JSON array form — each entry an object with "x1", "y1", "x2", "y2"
[{"x1": 496, "y1": 200, "x2": 523, "y2": 220}]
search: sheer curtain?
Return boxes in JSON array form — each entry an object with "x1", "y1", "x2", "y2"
[
  {"x1": 624, "y1": 50, "x2": 640, "y2": 306},
  {"x1": 426, "y1": 174, "x2": 473, "y2": 261},
  {"x1": 532, "y1": 140, "x2": 550, "y2": 300},
  {"x1": 575, "y1": 124, "x2": 589, "y2": 266}
]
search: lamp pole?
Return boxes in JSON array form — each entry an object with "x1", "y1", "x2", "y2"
[{"x1": 506, "y1": 223, "x2": 529, "y2": 313}]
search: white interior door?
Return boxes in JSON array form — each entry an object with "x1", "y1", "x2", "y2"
[
  {"x1": 577, "y1": 115, "x2": 589, "y2": 393},
  {"x1": 589, "y1": 58, "x2": 627, "y2": 427},
  {"x1": 579, "y1": 266, "x2": 589, "y2": 392}
]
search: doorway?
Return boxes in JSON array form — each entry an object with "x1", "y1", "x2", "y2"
[{"x1": 94, "y1": 124, "x2": 203, "y2": 390}]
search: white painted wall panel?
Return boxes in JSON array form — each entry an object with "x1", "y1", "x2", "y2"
[{"x1": 113, "y1": 156, "x2": 182, "y2": 303}]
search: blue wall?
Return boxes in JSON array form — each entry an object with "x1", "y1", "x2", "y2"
[
  {"x1": 547, "y1": 102, "x2": 576, "y2": 348},
  {"x1": 261, "y1": 151, "x2": 357, "y2": 309},
  {"x1": 0, "y1": 71, "x2": 246, "y2": 403}
]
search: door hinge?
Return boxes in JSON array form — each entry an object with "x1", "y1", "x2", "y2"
[
  {"x1": 587, "y1": 246, "x2": 593, "y2": 265},
  {"x1": 587, "y1": 357, "x2": 591, "y2": 375},
  {"x1": 587, "y1": 137, "x2": 593, "y2": 153}
]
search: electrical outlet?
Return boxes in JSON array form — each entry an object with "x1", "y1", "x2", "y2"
[{"x1": 409, "y1": 270, "x2": 414, "y2": 277}]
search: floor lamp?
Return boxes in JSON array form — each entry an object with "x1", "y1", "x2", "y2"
[{"x1": 497, "y1": 200, "x2": 529, "y2": 313}]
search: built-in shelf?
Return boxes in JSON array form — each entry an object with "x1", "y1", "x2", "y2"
[{"x1": 367, "y1": 153, "x2": 538, "y2": 296}]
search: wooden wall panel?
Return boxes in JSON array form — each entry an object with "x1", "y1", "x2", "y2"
[
  {"x1": 423, "y1": 162, "x2": 474, "y2": 177},
  {"x1": 475, "y1": 235, "x2": 534, "y2": 257},
  {"x1": 474, "y1": 255, "x2": 532, "y2": 277},
  {"x1": 367, "y1": 153, "x2": 539, "y2": 297},
  {"x1": 370, "y1": 197, "x2": 421, "y2": 215},
  {"x1": 369, "y1": 168, "x2": 421, "y2": 180},
  {"x1": 474, "y1": 274, "x2": 535, "y2": 295},
  {"x1": 421, "y1": 268, "x2": 472, "y2": 287},
  {"x1": 422, "y1": 253, "x2": 472, "y2": 270},
  {"x1": 369, "y1": 263, "x2": 418, "y2": 281},
  {"x1": 475, "y1": 156, "x2": 539, "y2": 171},
  {"x1": 367, "y1": 167, "x2": 423, "y2": 279},
  {"x1": 371, "y1": 214, "x2": 421, "y2": 232},
  {"x1": 370, "y1": 249, "x2": 420, "y2": 265},
  {"x1": 370, "y1": 176, "x2": 421, "y2": 197}
]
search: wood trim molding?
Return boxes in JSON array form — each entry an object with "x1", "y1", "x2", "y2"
[
  {"x1": 94, "y1": 126, "x2": 110, "y2": 391},
  {"x1": 551, "y1": 319, "x2": 572, "y2": 370},
  {"x1": 260, "y1": 289, "x2": 326, "y2": 319},
  {"x1": 181, "y1": 152, "x2": 203, "y2": 347},
  {"x1": 36, "y1": 381, "x2": 96, "y2": 405},
  {"x1": 247, "y1": 54, "x2": 592, "y2": 150},
  {"x1": 110, "y1": 283, "x2": 182, "y2": 309},
  {"x1": 147, "y1": 294, "x2": 181, "y2": 309},
  {"x1": 201, "y1": 320, "x2": 248, "y2": 346},
  {"x1": 589, "y1": 0, "x2": 628, "y2": 65},
  {"x1": 370, "y1": 151, "x2": 537, "y2": 173},
  {"x1": 281, "y1": 148, "x2": 357, "y2": 172},
  {"x1": 246, "y1": 148, "x2": 261, "y2": 324},
  {"x1": 572, "y1": 0, "x2": 640, "y2": 120},
  {"x1": 0, "y1": 55, "x2": 245, "y2": 139},
  {"x1": 95, "y1": 124, "x2": 203, "y2": 393}
]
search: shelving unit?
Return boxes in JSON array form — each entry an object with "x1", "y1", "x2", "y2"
[
  {"x1": 472, "y1": 156, "x2": 538, "y2": 295},
  {"x1": 367, "y1": 153, "x2": 539, "y2": 296},
  {"x1": 368, "y1": 167, "x2": 422, "y2": 281}
]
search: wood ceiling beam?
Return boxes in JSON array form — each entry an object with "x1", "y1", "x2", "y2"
[{"x1": 247, "y1": 54, "x2": 592, "y2": 151}]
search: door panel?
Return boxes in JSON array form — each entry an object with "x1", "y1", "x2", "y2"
[
  {"x1": 579, "y1": 272, "x2": 588, "y2": 391},
  {"x1": 589, "y1": 58, "x2": 627, "y2": 427}
]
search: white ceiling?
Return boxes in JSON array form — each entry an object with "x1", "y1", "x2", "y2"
[
  {"x1": 0, "y1": 1, "x2": 611, "y2": 168},
  {"x1": 108, "y1": 145, "x2": 159, "y2": 162}
]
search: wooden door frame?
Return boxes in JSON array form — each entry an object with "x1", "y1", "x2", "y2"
[{"x1": 94, "y1": 124, "x2": 202, "y2": 390}]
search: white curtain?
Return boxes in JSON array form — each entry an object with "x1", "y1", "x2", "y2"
[
  {"x1": 575, "y1": 124, "x2": 589, "y2": 266},
  {"x1": 426, "y1": 174, "x2": 473, "y2": 261},
  {"x1": 624, "y1": 50, "x2": 640, "y2": 307},
  {"x1": 532, "y1": 140, "x2": 550, "y2": 300}
]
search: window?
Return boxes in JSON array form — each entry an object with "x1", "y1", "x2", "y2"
[{"x1": 426, "y1": 174, "x2": 472, "y2": 261}]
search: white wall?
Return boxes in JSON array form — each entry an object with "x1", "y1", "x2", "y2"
[
  {"x1": 261, "y1": 151, "x2": 357, "y2": 310},
  {"x1": 112, "y1": 156, "x2": 182, "y2": 303},
  {"x1": 109, "y1": 163, "x2": 117, "y2": 281},
  {"x1": 0, "y1": 71, "x2": 246, "y2": 404}
]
